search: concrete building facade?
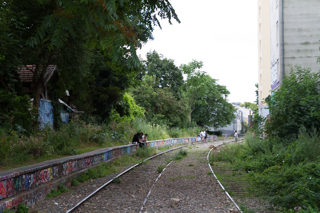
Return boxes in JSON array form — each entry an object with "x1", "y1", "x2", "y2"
[
  {"x1": 258, "y1": 0, "x2": 271, "y2": 117},
  {"x1": 214, "y1": 105, "x2": 252, "y2": 136},
  {"x1": 270, "y1": 0, "x2": 320, "y2": 91}
]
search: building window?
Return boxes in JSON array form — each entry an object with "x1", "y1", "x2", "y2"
[
  {"x1": 259, "y1": 24, "x2": 261, "y2": 34},
  {"x1": 277, "y1": 61, "x2": 280, "y2": 81},
  {"x1": 259, "y1": 40, "x2": 261, "y2": 52},
  {"x1": 260, "y1": 74, "x2": 262, "y2": 85},
  {"x1": 259, "y1": 6, "x2": 261, "y2": 17},
  {"x1": 259, "y1": 57, "x2": 262, "y2": 68},
  {"x1": 276, "y1": 21, "x2": 279, "y2": 46}
]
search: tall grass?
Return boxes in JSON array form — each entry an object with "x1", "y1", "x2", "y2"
[
  {"x1": 0, "y1": 117, "x2": 200, "y2": 169},
  {"x1": 211, "y1": 130, "x2": 320, "y2": 210}
]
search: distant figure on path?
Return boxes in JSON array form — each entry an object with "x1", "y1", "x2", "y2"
[
  {"x1": 234, "y1": 131, "x2": 238, "y2": 143},
  {"x1": 200, "y1": 131, "x2": 205, "y2": 141}
]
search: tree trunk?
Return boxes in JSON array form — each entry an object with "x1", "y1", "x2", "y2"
[{"x1": 33, "y1": 80, "x2": 42, "y2": 110}]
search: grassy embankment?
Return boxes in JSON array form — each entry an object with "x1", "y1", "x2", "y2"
[
  {"x1": 0, "y1": 118, "x2": 201, "y2": 171},
  {"x1": 209, "y1": 131, "x2": 320, "y2": 212}
]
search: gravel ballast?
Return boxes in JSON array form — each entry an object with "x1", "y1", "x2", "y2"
[{"x1": 30, "y1": 140, "x2": 270, "y2": 213}]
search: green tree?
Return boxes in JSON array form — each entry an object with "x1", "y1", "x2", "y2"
[
  {"x1": 240, "y1": 102, "x2": 258, "y2": 114},
  {"x1": 180, "y1": 60, "x2": 235, "y2": 127},
  {"x1": 180, "y1": 60, "x2": 207, "y2": 123},
  {"x1": 265, "y1": 67, "x2": 320, "y2": 138},
  {"x1": 2, "y1": 0, "x2": 180, "y2": 110},
  {"x1": 192, "y1": 81, "x2": 235, "y2": 128},
  {"x1": 130, "y1": 75, "x2": 188, "y2": 127},
  {"x1": 144, "y1": 50, "x2": 183, "y2": 98}
]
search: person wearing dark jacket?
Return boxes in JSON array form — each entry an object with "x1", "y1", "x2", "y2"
[{"x1": 132, "y1": 132, "x2": 140, "y2": 144}]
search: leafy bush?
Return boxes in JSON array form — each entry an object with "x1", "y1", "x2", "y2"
[
  {"x1": 16, "y1": 203, "x2": 29, "y2": 213},
  {"x1": 265, "y1": 67, "x2": 320, "y2": 138},
  {"x1": 87, "y1": 168, "x2": 99, "y2": 179},
  {"x1": 172, "y1": 149, "x2": 188, "y2": 161},
  {"x1": 71, "y1": 179, "x2": 80, "y2": 186},
  {"x1": 46, "y1": 184, "x2": 70, "y2": 199},
  {"x1": 135, "y1": 146, "x2": 156, "y2": 158},
  {"x1": 213, "y1": 132, "x2": 320, "y2": 210},
  {"x1": 0, "y1": 91, "x2": 34, "y2": 135}
]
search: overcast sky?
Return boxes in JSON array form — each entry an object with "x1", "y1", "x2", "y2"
[{"x1": 137, "y1": 0, "x2": 258, "y2": 103}]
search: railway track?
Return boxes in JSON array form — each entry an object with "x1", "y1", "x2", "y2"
[{"x1": 32, "y1": 139, "x2": 249, "y2": 213}]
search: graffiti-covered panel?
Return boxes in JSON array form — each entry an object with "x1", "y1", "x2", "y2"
[
  {"x1": 38, "y1": 99, "x2": 53, "y2": 130},
  {"x1": 0, "y1": 181, "x2": 6, "y2": 199}
]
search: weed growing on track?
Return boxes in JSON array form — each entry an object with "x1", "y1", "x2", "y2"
[
  {"x1": 157, "y1": 165, "x2": 166, "y2": 173},
  {"x1": 112, "y1": 177, "x2": 121, "y2": 184},
  {"x1": 46, "y1": 184, "x2": 70, "y2": 199},
  {"x1": 135, "y1": 146, "x2": 157, "y2": 158},
  {"x1": 239, "y1": 203, "x2": 256, "y2": 213},
  {"x1": 71, "y1": 179, "x2": 80, "y2": 186},
  {"x1": 171, "y1": 149, "x2": 187, "y2": 161}
]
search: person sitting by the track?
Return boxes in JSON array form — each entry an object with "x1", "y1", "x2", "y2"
[
  {"x1": 132, "y1": 132, "x2": 140, "y2": 144},
  {"x1": 142, "y1": 133, "x2": 148, "y2": 146},
  {"x1": 138, "y1": 133, "x2": 144, "y2": 147}
]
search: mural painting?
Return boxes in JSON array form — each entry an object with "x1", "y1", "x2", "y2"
[
  {"x1": 0, "y1": 181, "x2": 6, "y2": 199},
  {"x1": 36, "y1": 169, "x2": 51, "y2": 185},
  {"x1": 21, "y1": 174, "x2": 29, "y2": 191},
  {"x1": 0, "y1": 202, "x2": 5, "y2": 212},
  {"x1": 5, "y1": 199, "x2": 12, "y2": 209},
  {"x1": 25, "y1": 191, "x2": 35, "y2": 207},
  {"x1": 63, "y1": 161, "x2": 74, "y2": 176},
  {"x1": 85, "y1": 157, "x2": 92, "y2": 168},
  {"x1": 72, "y1": 161, "x2": 78, "y2": 172},
  {"x1": 104, "y1": 151, "x2": 111, "y2": 161},
  {"x1": 52, "y1": 165, "x2": 61, "y2": 179},
  {"x1": 93, "y1": 155, "x2": 101, "y2": 166},
  {"x1": 34, "y1": 188, "x2": 45, "y2": 204},
  {"x1": 5, "y1": 178, "x2": 14, "y2": 198},
  {"x1": 12, "y1": 197, "x2": 20, "y2": 208}
]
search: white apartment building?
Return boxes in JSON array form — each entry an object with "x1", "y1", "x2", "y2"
[
  {"x1": 270, "y1": 0, "x2": 320, "y2": 91},
  {"x1": 258, "y1": 0, "x2": 271, "y2": 118}
]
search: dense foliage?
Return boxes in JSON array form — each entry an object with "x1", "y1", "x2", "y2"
[
  {"x1": 265, "y1": 67, "x2": 320, "y2": 138},
  {"x1": 0, "y1": 1, "x2": 236, "y2": 169},
  {"x1": 211, "y1": 68, "x2": 320, "y2": 211}
]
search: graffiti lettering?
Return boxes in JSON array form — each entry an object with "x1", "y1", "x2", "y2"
[{"x1": 0, "y1": 181, "x2": 6, "y2": 199}]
